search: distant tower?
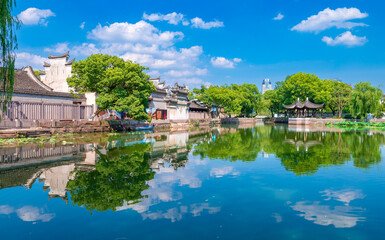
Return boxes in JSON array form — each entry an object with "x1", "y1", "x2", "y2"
[{"x1": 262, "y1": 78, "x2": 272, "y2": 94}]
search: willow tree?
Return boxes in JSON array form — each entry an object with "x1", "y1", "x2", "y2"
[
  {"x1": 350, "y1": 82, "x2": 383, "y2": 119},
  {"x1": 0, "y1": 0, "x2": 20, "y2": 116}
]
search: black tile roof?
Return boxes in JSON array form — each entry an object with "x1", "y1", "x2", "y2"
[
  {"x1": 283, "y1": 98, "x2": 324, "y2": 109},
  {"x1": 48, "y1": 51, "x2": 69, "y2": 59},
  {"x1": 10, "y1": 67, "x2": 84, "y2": 99}
]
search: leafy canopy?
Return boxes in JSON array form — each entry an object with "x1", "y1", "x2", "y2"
[
  {"x1": 67, "y1": 54, "x2": 156, "y2": 121},
  {"x1": 192, "y1": 83, "x2": 262, "y2": 116}
]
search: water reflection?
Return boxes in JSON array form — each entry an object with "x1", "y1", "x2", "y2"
[
  {"x1": 194, "y1": 126, "x2": 385, "y2": 175},
  {"x1": 0, "y1": 205, "x2": 55, "y2": 223},
  {"x1": 291, "y1": 201, "x2": 365, "y2": 228},
  {"x1": 0, "y1": 125, "x2": 384, "y2": 233}
]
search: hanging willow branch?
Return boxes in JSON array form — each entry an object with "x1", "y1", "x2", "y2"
[{"x1": 0, "y1": 0, "x2": 20, "y2": 119}]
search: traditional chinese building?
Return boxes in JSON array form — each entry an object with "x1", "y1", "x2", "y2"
[
  {"x1": 189, "y1": 100, "x2": 209, "y2": 120},
  {"x1": 148, "y1": 78, "x2": 189, "y2": 121},
  {"x1": 283, "y1": 98, "x2": 324, "y2": 118}
]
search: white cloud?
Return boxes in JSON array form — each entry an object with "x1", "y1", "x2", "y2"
[
  {"x1": 140, "y1": 203, "x2": 220, "y2": 222},
  {"x1": 142, "y1": 12, "x2": 225, "y2": 29},
  {"x1": 273, "y1": 13, "x2": 284, "y2": 21},
  {"x1": 39, "y1": 19, "x2": 216, "y2": 88},
  {"x1": 322, "y1": 31, "x2": 367, "y2": 47},
  {"x1": 291, "y1": 201, "x2": 365, "y2": 228},
  {"x1": 210, "y1": 57, "x2": 242, "y2": 68},
  {"x1": 191, "y1": 17, "x2": 224, "y2": 29},
  {"x1": 17, "y1": 8, "x2": 55, "y2": 26},
  {"x1": 80, "y1": 22, "x2": 85, "y2": 29},
  {"x1": 210, "y1": 166, "x2": 240, "y2": 178},
  {"x1": 72, "y1": 43, "x2": 100, "y2": 56},
  {"x1": 120, "y1": 45, "x2": 203, "y2": 70},
  {"x1": 16, "y1": 206, "x2": 55, "y2": 222},
  {"x1": 0, "y1": 205, "x2": 14, "y2": 215},
  {"x1": 143, "y1": 12, "x2": 189, "y2": 25},
  {"x1": 164, "y1": 68, "x2": 207, "y2": 77},
  {"x1": 44, "y1": 42, "x2": 70, "y2": 53},
  {"x1": 88, "y1": 20, "x2": 184, "y2": 47},
  {"x1": 321, "y1": 189, "x2": 365, "y2": 205},
  {"x1": 0, "y1": 205, "x2": 55, "y2": 222},
  {"x1": 291, "y1": 7, "x2": 368, "y2": 33},
  {"x1": 16, "y1": 52, "x2": 48, "y2": 69},
  {"x1": 272, "y1": 212, "x2": 283, "y2": 223}
]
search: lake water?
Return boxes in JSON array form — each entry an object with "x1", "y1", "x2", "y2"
[{"x1": 1, "y1": 124, "x2": 385, "y2": 240}]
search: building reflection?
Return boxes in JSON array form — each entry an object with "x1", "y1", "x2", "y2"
[{"x1": 0, "y1": 129, "x2": 212, "y2": 213}]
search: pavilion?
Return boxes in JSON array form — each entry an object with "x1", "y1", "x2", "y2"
[{"x1": 283, "y1": 98, "x2": 324, "y2": 118}]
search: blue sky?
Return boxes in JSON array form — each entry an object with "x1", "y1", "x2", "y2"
[{"x1": 13, "y1": 0, "x2": 385, "y2": 90}]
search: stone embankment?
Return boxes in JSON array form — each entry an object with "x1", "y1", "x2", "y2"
[{"x1": 0, "y1": 118, "x2": 264, "y2": 139}]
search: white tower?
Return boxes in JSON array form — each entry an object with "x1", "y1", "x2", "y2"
[{"x1": 262, "y1": 78, "x2": 272, "y2": 94}]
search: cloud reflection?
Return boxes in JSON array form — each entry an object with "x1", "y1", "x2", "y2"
[
  {"x1": 0, "y1": 205, "x2": 55, "y2": 223},
  {"x1": 321, "y1": 189, "x2": 365, "y2": 205},
  {"x1": 210, "y1": 166, "x2": 240, "y2": 178},
  {"x1": 141, "y1": 203, "x2": 221, "y2": 222},
  {"x1": 291, "y1": 201, "x2": 365, "y2": 228}
]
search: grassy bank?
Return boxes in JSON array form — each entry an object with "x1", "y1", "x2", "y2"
[{"x1": 327, "y1": 121, "x2": 385, "y2": 130}]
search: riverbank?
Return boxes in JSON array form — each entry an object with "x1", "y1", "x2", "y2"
[
  {"x1": 0, "y1": 118, "x2": 263, "y2": 139},
  {"x1": 264, "y1": 117, "x2": 385, "y2": 126},
  {"x1": 327, "y1": 121, "x2": 385, "y2": 130}
]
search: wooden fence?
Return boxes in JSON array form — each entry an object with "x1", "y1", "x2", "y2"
[{"x1": 1, "y1": 101, "x2": 94, "y2": 121}]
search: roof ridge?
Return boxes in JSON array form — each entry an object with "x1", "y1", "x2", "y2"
[{"x1": 48, "y1": 51, "x2": 70, "y2": 59}]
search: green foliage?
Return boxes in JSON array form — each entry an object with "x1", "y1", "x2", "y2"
[
  {"x1": 192, "y1": 83, "x2": 262, "y2": 117},
  {"x1": 279, "y1": 72, "x2": 323, "y2": 105},
  {"x1": 0, "y1": 0, "x2": 20, "y2": 118},
  {"x1": 67, "y1": 54, "x2": 156, "y2": 121},
  {"x1": 328, "y1": 121, "x2": 385, "y2": 130},
  {"x1": 262, "y1": 89, "x2": 281, "y2": 116},
  {"x1": 350, "y1": 82, "x2": 383, "y2": 119},
  {"x1": 33, "y1": 70, "x2": 40, "y2": 77},
  {"x1": 67, "y1": 143, "x2": 155, "y2": 212}
]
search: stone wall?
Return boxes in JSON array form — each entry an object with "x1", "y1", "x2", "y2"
[{"x1": 220, "y1": 118, "x2": 263, "y2": 125}]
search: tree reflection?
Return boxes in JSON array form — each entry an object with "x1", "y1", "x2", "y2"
[
  {"x1": 193, "y1": 128, "x2": 261, "y2": 162},
  {"x1": 67, "y1": 143, "x2": 155, "y2": 212},
  {"x1": 194, "y1": 126, "x2": 385, "y2": 175}
]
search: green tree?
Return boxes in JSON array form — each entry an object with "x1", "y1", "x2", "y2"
[
  {"x1": 67, "y1": 54, "x2": 156, "y2": 121},
  {"x1": 350, "y1": 82, "x2": 383, "y2": 119},
  {"x1": 331, "y1": 81, "x2": 352, "y2": 118},
  {"x1": 315, "y1": 79, "x2": 334, "y2": 115},
  {"x1": 0, "y1": 0, "x2": 20, "y2": 117},
  {"x1": 279, "y1": 72, "x2": 323, "y2": 105},
  {"x1": 262, "y1": 90, "x2": 281, "y2": 116},
  {"x1": 193, "y1": 84, "x2": 262, "y2": 117}
]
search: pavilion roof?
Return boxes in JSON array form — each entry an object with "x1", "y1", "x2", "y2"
[{"x1": 283, "y1": 98, "x2": 324, "y2": 110}]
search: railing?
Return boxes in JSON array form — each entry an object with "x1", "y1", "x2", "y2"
[{"x1": 0, "y1": 101, "x2": 94, "y2": 121}]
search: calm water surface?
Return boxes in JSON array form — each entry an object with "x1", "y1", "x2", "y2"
[{"x1": 1, "y1": 124, "x2": 385, "y2": 240}]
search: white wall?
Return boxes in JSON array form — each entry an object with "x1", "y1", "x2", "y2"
[{"x1": 43, "y1": 58, "x2": 72, "y2": 93}]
